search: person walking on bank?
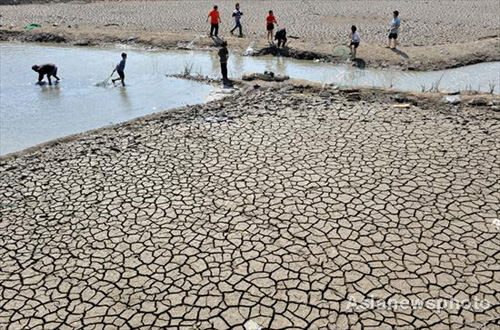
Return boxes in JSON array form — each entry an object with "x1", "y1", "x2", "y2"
[
  {"x1": 218, "y1": 41, "x2": 229, "y2": 83},
  {"x1": 230, "y1": 3, "x2": 243, "y2": 37},
  {"x1": 387, "y1": 10, "x2": 401, "y2": 49},
  {"x1": 266, "y1": 10, "x2": 278, "y2": 44},
  {"x1": 112, "y1": 52, "x2": 127, "y2": 87},
  {"x1": 349, "y1": 25, "x2": 361, "y2": 59},
  {"x1": 207, "y1": 5, "x2": 221, "y2": 38}
]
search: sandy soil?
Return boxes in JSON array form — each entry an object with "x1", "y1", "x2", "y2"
[{"x1": 1, "y1": 0, "x2": 499, "y2": 70}]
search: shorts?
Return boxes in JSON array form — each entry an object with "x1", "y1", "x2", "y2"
[
  {"x1": 350, "y1": 41, "x2": 360, "y2": 49},
  {"x1": 267, "y1": 23, "x2": 274, "y2": 31},
  {"x1": 117, "y1": 70, "x2": 125, "y2": 80},
  {"x1": 388, "y1": 33, "x2": 398, "y2": 39}
]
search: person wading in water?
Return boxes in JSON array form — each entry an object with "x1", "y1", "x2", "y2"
[{"x1": 218, "y1": 41, "x2": 229, "y2": 83}]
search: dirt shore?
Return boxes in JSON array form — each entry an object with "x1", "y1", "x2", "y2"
[{"x1": 1, "y1": 0, "x2": 499, "y2": 70}]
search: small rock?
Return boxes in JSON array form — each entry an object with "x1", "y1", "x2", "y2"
[
  {"x1": 445, "y1": 95, "x2": 461, "y2": 104},
  {"x1": 339, "y1": 87, "x2": 360, "y2": 94},
  {"x1": 74, "y1": 40, "x2": 90, "y2": 46},
  {"x1": 244, "y1": 320, "x2": 262, "y2": 330},
  {"x1": 467, "y1": 98, "x2": 488, "y2": 106}
]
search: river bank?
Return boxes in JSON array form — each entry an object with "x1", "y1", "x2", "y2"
[
  {"x1": 2, "y1": 28, "x2": 499, "y2": 72},
  {"x1": 1, "y1": 0, "x2": 499, "y2": 71}
]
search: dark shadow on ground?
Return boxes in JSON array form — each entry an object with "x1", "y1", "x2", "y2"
[
  {"x1": 351, "y1": 58, "x2": 366, "y2": 69},
  {"x1": 211, "y1": 36, "x2": 224, "y2": 46},
  {"x1": 222, "y1": 80, "x2": 234, "y2": 88},
  {"x1": 392, "y1": 48, "x2": 409, "y2": 59}
]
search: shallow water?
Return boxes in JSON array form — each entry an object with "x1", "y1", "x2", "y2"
[
  {"x1": 1, "y1": 43, "x2": 499, "y2": 155},
  {"x1": 0, "y1": 43, "x2": 215, "y2": 155}
]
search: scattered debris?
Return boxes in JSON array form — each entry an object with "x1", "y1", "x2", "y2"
[
  {"x1": 445, "y1": 95, "x2": 461, "y2": 104},
  {"x1": 204, "y1": 115, "x2": 233, "y2": 123},
  {"x1": 243, "y1": 41, "x2": 257, "y2": 56},
  {"x1": 24, "y1": 23, "x2": 42, "y2": 32},
  {"x1": 393, "y1": 104, "x2": 411, "y2": 109},
  {"x1": 242, "y1": 71, "x2": 289, "y2": 82}
]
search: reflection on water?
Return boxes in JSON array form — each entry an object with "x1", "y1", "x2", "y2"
[
  {"x1": 119, "y1": 87, "x2": 132, "y2": 112},
  {"x1": 1, "y1": 42, "x2": 499, "y2": 155}
]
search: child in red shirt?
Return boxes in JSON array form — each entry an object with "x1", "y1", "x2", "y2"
[
  {"x1": 207, "y1": 5, "x2": 222, "y2": 37},
  {"x1": 266, "y1": 10, "x2": 278, "y2": 44}
]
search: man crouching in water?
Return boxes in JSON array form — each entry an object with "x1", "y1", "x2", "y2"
[{"x1": 32, "y1": 63, "x2": 60, "y2": 85}]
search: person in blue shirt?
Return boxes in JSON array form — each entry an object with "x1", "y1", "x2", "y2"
[
  {"x1": 387, "y1": 11, "x2": 401, "y2": 49},
  {"x1": 230, "y1": 3, "x2": 243, "y2": 37},
  {"x1": 112, "y1": 53, "x2": 127, "y2": 86}
]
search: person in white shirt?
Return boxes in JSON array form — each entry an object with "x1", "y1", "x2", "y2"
[
  {"x1": 230, "y1": 3, "x2": 243, "y2": 37},
  {"x1": 349, "y1": 25, "x2": 361, "y2": 59}
]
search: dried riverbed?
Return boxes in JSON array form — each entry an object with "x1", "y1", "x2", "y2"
[{"x1": 1, "y1": 84, "x2": 499, "y2": 328}]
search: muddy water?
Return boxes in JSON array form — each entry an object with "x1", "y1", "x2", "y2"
[
  {"x1": 0, "y1": 43, "x2": 215, "y2": 155},
  {"x1": 1, "y1": 42, "x2": 499, "y2": 155}
]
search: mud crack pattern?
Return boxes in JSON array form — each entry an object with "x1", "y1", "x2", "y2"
[{"x1": 1, "y1": 86, "x2": 499, "y2": 329}]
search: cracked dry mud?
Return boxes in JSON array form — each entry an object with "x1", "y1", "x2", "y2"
[{"x1": 0, "y1": 86, "x2": 499, "y2": 329}]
